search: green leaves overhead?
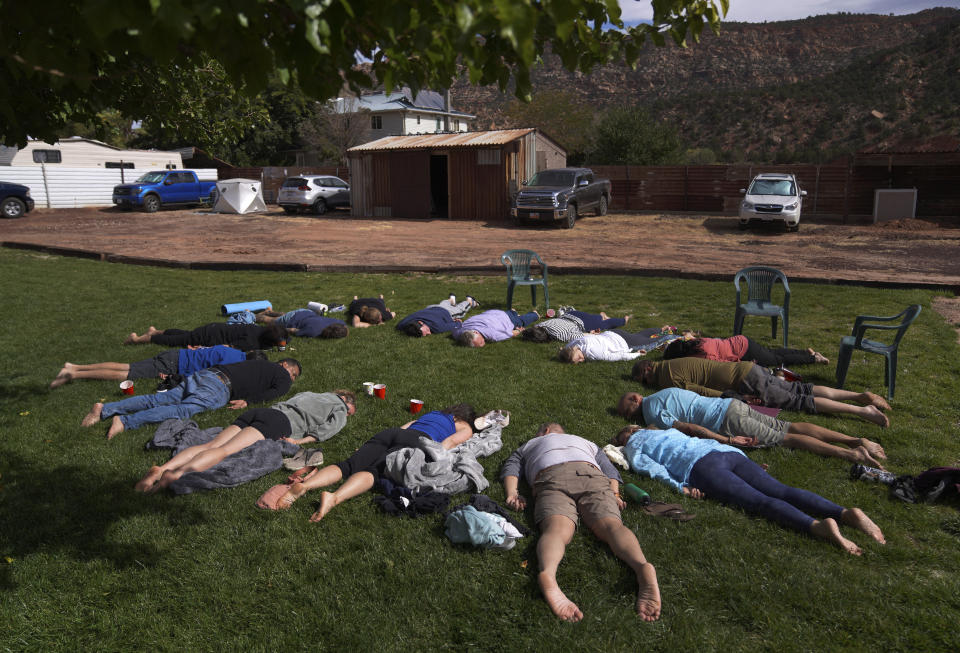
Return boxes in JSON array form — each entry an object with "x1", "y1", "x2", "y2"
[{"x1": 0, "y1": 0, "x2": 725, "y2": 146}]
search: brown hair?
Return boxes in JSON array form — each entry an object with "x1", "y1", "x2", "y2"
[
  {"x1": 359, "y1": 306, "x2": 383, "y2": 324},
  {"x1": 335, "y1": 389, "x2": 357, "y2": 411}
]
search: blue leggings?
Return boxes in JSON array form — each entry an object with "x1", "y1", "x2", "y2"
[
  {"x1": 688, "y1": 451, "x2": 844, "y2": 532},
  {"x1": 506, "y1": 310, "x2": 539, "y2": 328},
  {"x1": 567, "y1": 310, "x2": 626, "y2": 332}
]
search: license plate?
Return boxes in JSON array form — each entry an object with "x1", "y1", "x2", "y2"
[{"x1": 529, "y1": 212, "x2": 539, "y2": 220}]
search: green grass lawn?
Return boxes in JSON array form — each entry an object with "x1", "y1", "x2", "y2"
[{"x1": 1, "y1": 248, "x2": 959, "y2": 651}]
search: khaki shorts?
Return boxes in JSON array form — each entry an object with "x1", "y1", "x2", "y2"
[
  {"x1": 533, "y1": 461, "x2": 622, "y2": 527},
  {"x1": 719, "y1": 399, "x2": 791, "y2": 445}
]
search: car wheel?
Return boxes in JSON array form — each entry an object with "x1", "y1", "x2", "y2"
[
  {"x1": 143, "y1": 194, "x2": 161, "y2": 213},
  {"x1": 595, "y1": 195, "x2": 608, "y2": 216},
  {"x1": 563, "y1": 204, "x2": 577, "y2": 229},
  {"x1": 788, "y1": 223, "x2": 800, "y2": 233},
  {"x1": 738, "y1": 222, "x2": 749, "y2": 231},
  {"x1": 208, "y1": 188, "x2": 218, "y2": 206},
  {"x1": 1, "y1": 197, "x2": 26, "y2": 219},
  {"x1": 313, "y1": 198, "x2": 327, "y2": 215}
]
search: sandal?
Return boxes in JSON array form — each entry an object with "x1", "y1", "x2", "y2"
[{"x1": 642, "y1": 501, "x2": 695, "y2": 521}]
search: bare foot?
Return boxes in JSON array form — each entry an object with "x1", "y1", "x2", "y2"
[
  {"x1": 841, "y1": 508, "x2": 886, "y2": 544},
  {"x1": 146, "y1": 326, "x2": 160, "y2": 335},
  {"x1": 134, "y1": 466, "x2": 164, "y2": 492},
  {"x1": 153, "y1": 469, "x2": 183, "y2": 491},
  {"x1": 863, "y1": 391, "x2": 891, "y2": 412},
  {"x1": 859, "y1": 438, "x2": 887, "y2": 460},
  {"x1": 276, "y1": 482, "x2": 308, "y2": 510},
  {"x1": 635, "y1": 562, "x2": 661, "y2": 622},
  {"x1": 309, "y1": 491, "x2": 338, "y2": 522},
  {"x1": 50, "y1": 372, "x2": 73, "y2": 389},
  {"x1": 808, "y1": 348, "x2": 830, "y2": 364},
  {"x1": 850, "y1": 446, "x2": 886, "y2": 470},
  {"x1": 81, "y1": 402, "x2": 103, "y2": 427},
  {"x1": 123, "y1": 332, "x2": 138, "y2": 345},
  {"x1": 600, "y1": 312, "x2": 610, "y2": 319},
  {"x1": 537, "y1": 572, "x2": 583, "y2": 622},
  {"x1": 106, "y1": 416, "x2": 125, "y2": 440},
  {"x1": 810, "y1": 518, "x2": 862, "y2": 555},
  {"x1": 624, "y1": 315, "x2": 632, "y2": 324},
  {"x1": 862, "y1": 405, "x2": 890, "y2": 428}
]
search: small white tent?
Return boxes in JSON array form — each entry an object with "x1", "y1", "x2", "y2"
[{"x1": 212, "y1": 178, "x2": 268, "y2": 214}]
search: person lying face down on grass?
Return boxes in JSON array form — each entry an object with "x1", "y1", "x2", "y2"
[
  {"x1": 521, "y1": 308, "x2": 631, "y2": 343},
  {"x1": 259, "y1": 403, "x2": 477, "y2": 518},
  {"x1": 631, "y1": 358, "x2": 891, "y2": 427},
  {"x1": 255, "y1": 307, "x2": 348, "y2": 339},
  {"x1": 612, "y1": 425, "x2": 886, "y2": 556},
  {"x1": 617, "y1": 388, "x2": 888, "y2": 468},
  {"x1": 123, "y1": 322, "x2": 288, "y2": 352},
  {"x1": 347, "y1": 295, "x2": 396, "y2": 328},
  {"x1": 50, "y1": 346, "x2": 265, "y2": 388},
  {"x1": 397, "y1": 295, "x2": 480, "y2": 337},
  {"x1": 81, "y1": 358, "x2": 301, "y2": 440},
  {"x1": 134, "y1": 390, "x2": 356, "y2": 493},
  {"x1": 451, "y1": 309, "x2": 540, "y2": 347},
  {"x1": 500, "y1": 422, "x2": 660, "y2": 624},
  {"x1": 662, "y1": 334, "x2": 830, "y2": 367}
]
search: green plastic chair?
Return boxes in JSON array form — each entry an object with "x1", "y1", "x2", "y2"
[
  {"x1": 733, "y1": 266, "x2": 790, "y2": 347},
  {"x1": 835, "y1": 304, "x2": 922, "y2": 399},
  {"x1": 500, "y1": 249, "x2": 549, "y2": 310}
]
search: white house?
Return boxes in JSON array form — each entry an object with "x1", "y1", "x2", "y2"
[
  {"x1": 333, "y1": 89, "x2": 475, "y2": 143},
  {"x1": 0, "y1": 137, "x2": 183, "y2": 170}
]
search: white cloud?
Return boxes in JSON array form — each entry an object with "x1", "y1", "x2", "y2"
[{"x1": 618, "y1": 0, "x2": 960, "y2": 24}]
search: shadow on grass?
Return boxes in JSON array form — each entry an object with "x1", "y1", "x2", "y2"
[{"x1": 0, "y1": 451, "x2": 208, "y2": 590}]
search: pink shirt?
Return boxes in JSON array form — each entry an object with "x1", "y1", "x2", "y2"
[{"x1": 697, "y1": 335, "x2": 749, "y2": 362}]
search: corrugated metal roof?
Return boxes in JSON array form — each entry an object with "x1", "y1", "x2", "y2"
[{"x1": 348, "y1": 128, "x2": 537, "y2": 152}]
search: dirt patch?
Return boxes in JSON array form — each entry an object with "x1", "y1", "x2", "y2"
[
  {"x1": 1, "y1": 207, "x2": 959, "y2": 290},
  {"x1": 933, "y1": 297, "x2": 960, "y2": 345}
]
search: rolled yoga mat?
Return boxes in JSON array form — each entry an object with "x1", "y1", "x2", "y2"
[{"x1": 221, "y1": 300, "x2": 272, "y2": 316}]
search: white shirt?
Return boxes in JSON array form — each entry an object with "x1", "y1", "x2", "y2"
[{"x1": 567, "y1": 331, "x2": 644, "y2": 362}]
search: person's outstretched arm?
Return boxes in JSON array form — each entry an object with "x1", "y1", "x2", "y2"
[
  {"x1": 503, "y1": 474, "x2": 526, "y2": 510},
  {"x1": 674, "y1": 421, "x2": 758, "y2": 447}
]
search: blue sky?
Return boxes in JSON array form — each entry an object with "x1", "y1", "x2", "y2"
[{"x1": 619, "y1": 0, "x2": 960, "y2": 23}]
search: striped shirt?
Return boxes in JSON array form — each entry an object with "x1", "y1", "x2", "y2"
[{"x1": 538, "y1": 315, "x2": 585, "y2": 342}]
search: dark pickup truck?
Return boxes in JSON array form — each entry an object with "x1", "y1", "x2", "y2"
[{"x1": 511, "y1": 167, "x2": 612, "y2": 229}]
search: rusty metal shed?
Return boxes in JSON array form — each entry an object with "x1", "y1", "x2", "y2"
[{"x1": 347, "y1": 128, "x2": 565, "y2": 220}]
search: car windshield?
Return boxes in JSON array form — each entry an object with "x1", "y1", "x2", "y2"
[
  {"x1": 527, "y1": 171, "x2": 576, "y2": 187},
  {"x1": 749, "y1": 179, "x2": 796, "y2": 196},
  {"x1": 135, "y1": 172, "x2": 167, "y2": 184}
]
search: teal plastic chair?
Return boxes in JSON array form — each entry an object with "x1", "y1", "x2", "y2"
[
  {"x1": 500, "y1": 249, "x2": 549, "y2": 310},
  {"x1": 835, "y1": 304, "x2": 921, "y2": 399},
  {"x1": 733, "y1": 266, "x2": 790, "y2": 347}
]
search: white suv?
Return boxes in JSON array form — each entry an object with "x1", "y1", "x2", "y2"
[
  {"x1": 739, "y1": 173, "x2": 806, "y2": 232},
  {"x1": 277, "y1": 175, "x2": 351, "y2": 215}
]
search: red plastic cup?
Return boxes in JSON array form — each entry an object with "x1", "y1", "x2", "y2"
[
  {"x1": 120, "y1": 380, "x2": 135, "y2": 395},
  {"x1": 373, "y1": 383, "x2": 386, "y2": 399},
  {"x1": 409, "y1": 399, "x2": 424, "y2": 414}
]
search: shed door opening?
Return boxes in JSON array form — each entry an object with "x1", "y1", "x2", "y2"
[{"x1": 430, "y1": 154, "x2": 449, "y2": 218}]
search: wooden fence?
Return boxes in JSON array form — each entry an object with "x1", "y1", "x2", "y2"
[
  {"x1": 218, "y1": 162, "x2": 959, "y2": 220},
  {"x1": 590, "y1": 163, "x2": 960, "y2": 218}
]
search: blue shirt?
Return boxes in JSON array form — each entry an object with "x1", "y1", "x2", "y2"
[
  {"x1": 409, "y1": 411, "x2": 456, "y2": 443},
  {"x1": 641, "y1": 388, "x2": 732, "y2": 432},
  {"x1": 285, "y1": 310, "x2": 346, "y2": 338},
  {"x1": 396, "y1": 307, "x2": 459, "y2": 334},
  {"x1": 177, "y1": 345, "x2": 246, "y2": 376},
  {"x1": 623, "y1": 428, "x2": 744, "y2": 492}
]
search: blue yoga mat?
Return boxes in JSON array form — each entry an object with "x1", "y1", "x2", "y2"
[{"x1": 221, "y1": 300, "x2": 272, "y2": 316}]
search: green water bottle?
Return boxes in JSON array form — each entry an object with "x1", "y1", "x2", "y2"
[{"x1": 624, "y1": 483, "x2": 651, "y2": 506}]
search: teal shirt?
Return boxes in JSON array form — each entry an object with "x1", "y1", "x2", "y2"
[{"x1": 641, "y1": 388, "x2": 731, "y2": 432}]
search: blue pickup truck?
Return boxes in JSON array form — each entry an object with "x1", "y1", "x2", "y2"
[{"x1": 112, "y1": 170, "x2": 217, "y2": 213}]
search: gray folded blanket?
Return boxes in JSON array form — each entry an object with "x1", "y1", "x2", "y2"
[
  {"x1": 147, "y1": 418, "x2": 300, "y2": 494},
  {"x1": 383, "y1": 423, "x2": 504, "y2": 495}
]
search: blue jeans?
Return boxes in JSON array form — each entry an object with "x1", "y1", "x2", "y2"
[
  {"x1": 506, "y1": 310, "x2": 539, "y2": 328},
  {"x1": 568, "y1": 310, "x2": 626, "y2": 332},
  {"x1": 277, "y1": 308, "x2": 313, "y2": 326},
  {"x1": 100, "y1": 369, "x2": 231, "y2": 431},
  {"x1": 688, "y1": 451, "x2": 843, "y2": 532}
]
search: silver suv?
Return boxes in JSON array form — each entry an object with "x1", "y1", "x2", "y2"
[
  {"x1": 739, "y1": 173, "x2": 806, "y2": 232},
  {"x1": 277, "y1": 175, "x2": 350, "y2": 215}
]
